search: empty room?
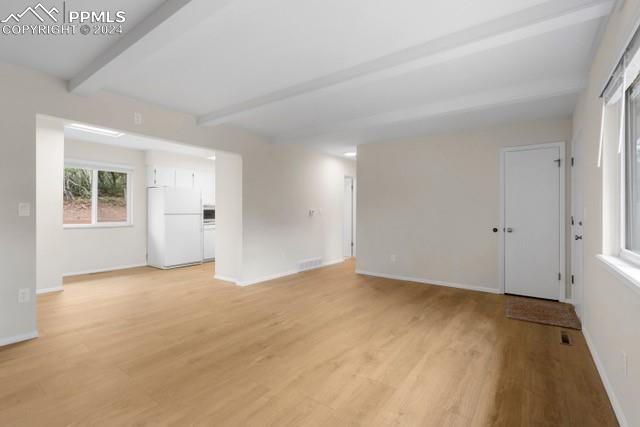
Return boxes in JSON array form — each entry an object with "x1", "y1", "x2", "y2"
[{"x1": 0, "y1": 1, "x2": 639, "y2": 426}]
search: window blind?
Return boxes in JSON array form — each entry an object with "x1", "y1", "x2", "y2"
[
  {"x1": 598, "y1": 23, "x2": 640, "y2": 166},
  {"x1": 601, "y1": 24, "x2": 640, "y2": 102}
]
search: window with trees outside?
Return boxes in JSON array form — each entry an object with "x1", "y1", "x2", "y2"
[{"x1": 63, "y1": 163, "x2": 132, "y2": 227}]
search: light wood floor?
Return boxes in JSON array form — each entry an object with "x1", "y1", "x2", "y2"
[{"x1": 0, "y1": 260, "x2": 616, "y2": 426}]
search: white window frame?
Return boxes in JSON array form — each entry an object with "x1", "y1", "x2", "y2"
[
  {"x1": 63, "y1": 159, "x2": 134, "y2": 229},
  {"x1": 595, "y1": 15, "x2": 640, "y2": 296},
  {"x1": 619, "y1": 76, "x2": 640, "y2": 267},
  {"x1": 619, "y1": 141, "x2": 639, "y2": 266}
]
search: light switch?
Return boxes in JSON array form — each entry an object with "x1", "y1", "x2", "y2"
[
  {"x1": 18, "y1": 288, "x2": 30, "y2": 303},
  {"x1": 18, "y1": 203, "x2": 31, "y2": 217}
]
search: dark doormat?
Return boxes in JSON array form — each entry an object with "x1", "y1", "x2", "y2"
[{"x1": 505, "y1": 296, "x2": 582, "y2": 330}]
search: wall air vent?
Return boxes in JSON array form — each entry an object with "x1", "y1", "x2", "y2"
[{"x1": 560, "y1": 330, "x2": 572, "y2": 346}]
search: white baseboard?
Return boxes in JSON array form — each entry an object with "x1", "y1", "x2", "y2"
[
  {"x1": 0, "y1": 330, "x2": 38, "y2": 347},
  {"x1": 214, "y1": 274, "x2": 238, "y2": 284},
  {"x1": 582, "y1": 328, "x2": 629, "y2": 427},
  {"x1": 239, "y1": 258, "x2": 346, "y2": 287},
  {"x1": 239, "y1": 270, "x2": 297, "y2": 287},
  {"x1": 355, "y1": 270, "x2": 501, "y2": 295},
  {"x1": 36, "y1": 286, "x2": 63, "y2": 295},
  {"x1": 324, "y1": 258, "x2": 346, "y2": 267},
  {"x1": 63, "y1": 263, "x2": 147, "y2": 277}
]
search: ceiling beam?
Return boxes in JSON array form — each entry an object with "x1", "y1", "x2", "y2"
[
  {"x1": 69, "y1": 0, "x2": 234, "y2": 95},
  {"x1": 273, "y1": 77, "x2": 586, "y2": 143},
  {"x1": 198, "y1": 0, "x2": 613, "y2": 127}
]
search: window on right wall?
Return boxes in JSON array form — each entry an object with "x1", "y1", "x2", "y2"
[
  {"x1": 624, "y1": 79, "x2": 640, "y2": 257},
  {"x1": 600, "y1": 26, "x2": 640, "y2": 266}
]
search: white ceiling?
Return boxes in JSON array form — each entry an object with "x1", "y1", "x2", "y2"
[
  {"x1": 106, "y1": 0, "x2": 552, "y2": 113},
  {"x1": 0, "y1": 0, "x2": 165, "y2": 78},
  {"x1": 0, "y1": 0, "x2": 614, "y2": 155}
]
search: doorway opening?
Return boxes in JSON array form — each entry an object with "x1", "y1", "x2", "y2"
[{"x1": 35, "y1": 115, "x2": 239, "y2": 295}]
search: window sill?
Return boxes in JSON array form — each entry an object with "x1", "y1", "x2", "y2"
[
  {"x1": 64, "y1": 223, "x2": 133, "y2": 230},
  {"x1": 596, "y1": 255, "x2": 640, "y2": 296}
]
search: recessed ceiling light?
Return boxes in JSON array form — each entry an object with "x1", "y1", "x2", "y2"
[
  {"x1": 66, "y1": 123, "x2": 124, "y2": 138},
  {"x1": 344, "y1": 152, "x2": 357, "y2": 157}
]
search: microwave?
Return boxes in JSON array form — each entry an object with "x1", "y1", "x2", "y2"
[{"x1": 203, "y1": 205, "x2": 215, "y2": 224}]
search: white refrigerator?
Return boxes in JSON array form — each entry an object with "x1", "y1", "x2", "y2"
[{"x1": 148, "y1": 187, "x2": 203, "y2": 269}]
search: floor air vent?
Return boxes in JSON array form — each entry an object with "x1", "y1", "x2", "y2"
[
  {"x1": 298, "y1": 258, "x2": 322, "y2": 272},
  {"x1": 560, "y1": 330, "x2": 572, "y2": 346}
]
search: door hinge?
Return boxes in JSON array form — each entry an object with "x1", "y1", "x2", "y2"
[
  {"x1": 571, "y1": 274, "x2": 575, "y2": 284},
  {"x1": 554, "y1": 159, "x2": 561, "y2": 167},
  {"x1": 571, "y1": 216, "x2": 574, "y2": 226},
  {"x1": 558, "y1": 273, "x2": 562, "y2": 281},
  {"x1": 571, "y1": 157, "x2": 574, "y2": 167}
]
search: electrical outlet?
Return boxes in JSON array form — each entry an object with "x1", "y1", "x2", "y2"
[
  {"x1": 622, "y1": 351, "x2": 629, "y2": 377},
  {"x1": 390, "y1": 254, "x2": 397, "y2": 263},
  {"x1": 134, "y1": 112, "x2": 142, "y2": 125},
  {"x1": 18, "y1": 288, "x2": 30, "y2": 303}
]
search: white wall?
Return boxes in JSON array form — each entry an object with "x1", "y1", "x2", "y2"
[
  {"x1": 240, "y1": 144, "x2": 356, "y2": 285},
  {"x1": 215, "y1": 151, "x2": 243, "y2": 282},
  {"x1": 63, "y1": 139, "x2": 148, "y2": 275},
  {"x1": 36, "y1": 117, "x2": 64, "y2": 294},
  {"x1": 145, "y1": 149, "x2": 215, "y2": 171},
  {"x1": 356, "y1": 117, "x2": 572, "y2": 293},
  {"x1": 572, "y1": 2, "x2": 640, "y2": 425}
]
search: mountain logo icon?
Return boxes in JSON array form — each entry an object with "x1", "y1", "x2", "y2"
[{"x1": 2, "y1": 3, "x2": 60, "y2": 23}]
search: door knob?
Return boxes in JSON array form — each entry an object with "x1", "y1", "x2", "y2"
[
  {"x1": 575, "y1": 235, "x2": 583, "y2": 240},
  {"x1": 506, "y1": 228, "x2": 513, "y2": 233}
]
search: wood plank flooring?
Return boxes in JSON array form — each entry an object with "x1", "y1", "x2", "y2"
[{"x1": 0, "y1": 260, "x2": 617, "y2": 426}]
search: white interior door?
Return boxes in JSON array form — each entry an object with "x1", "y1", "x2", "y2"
[
  {"x1": 344, "y1": 177, "x2": 354, "y2": 257},
  {"x1": 504, "y1": 144, "x2": 563, "y2": 300}
]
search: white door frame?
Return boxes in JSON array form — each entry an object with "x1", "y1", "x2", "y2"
[
  {"x1": 570, "y1": 129, "x2": 584, "y2": 317},
  {"x1": 499, "y1": 141, "x2": 566, "y2": 300},
  {"x1": 344, "y1": 176, "x2": 355, "y2": 258}
]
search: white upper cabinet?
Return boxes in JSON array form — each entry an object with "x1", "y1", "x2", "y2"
[
  {"x1": 147, "y1": 166, "x2": 175, "y2": 187},
  {"x1": 147, "y1": 166, "x2": 214, "y2": 204},
  {"x1": 195, "y1": 170, "x2": 215, "y2": 205},
  {"x1": 175, "y1": 168, "x2": 195, "y2": 188}
]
